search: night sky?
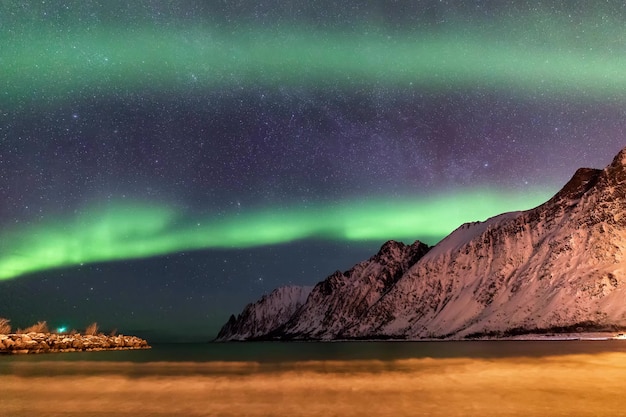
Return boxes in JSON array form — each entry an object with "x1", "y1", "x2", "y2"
[{"x1": 1, "y1": 1, "x2": 626, "y2": 342}]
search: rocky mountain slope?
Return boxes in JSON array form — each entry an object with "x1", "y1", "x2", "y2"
[
  {"x1": 217, "y1": 147, "x2": 626, "y2": 340},
  {"x1": 216, "y1": 240, "x2": 429, "y2": 341},
  {"x1": 216, "y1": 285, "x2": 312, "y2": 341}
]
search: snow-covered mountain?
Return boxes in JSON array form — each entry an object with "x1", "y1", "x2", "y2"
[
  {"x1": 217, "y1": 147, "x2": 626, "y2": 340},
  {"x1": 275, "y1": 240, "x2": 430, "y2": 340},
  {"x1": 215, "y1": 240, "x2": 429, "y2": 341},
  {"x1": 216, "y1": 285, "x2": 312, "y2": 341}
]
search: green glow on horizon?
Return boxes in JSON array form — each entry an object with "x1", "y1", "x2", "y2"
[
  {"x1": 0, "y1": 189, "x2": 554, "y2": 280},
  {"x1": 4, "y1": 14, "x2": 626, "y2": 104}
]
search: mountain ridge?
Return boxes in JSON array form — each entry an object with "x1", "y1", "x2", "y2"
[{"x1": 217, "y1": 147, "x2": 626, "y2": 341}]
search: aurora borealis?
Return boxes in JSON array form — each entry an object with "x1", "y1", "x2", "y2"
[
  {"x1": 2, "y1": 1, "x2": 626, "y2": 340},
  {"x1": 0, "y1": 189, "x2": 551, "y2": 281},
  {"x1": 6, "y1": 13, "x2": 626, "y2": 111},
  {"x1": 5, "y1": 20, "x2": 626, "y2": 102}
]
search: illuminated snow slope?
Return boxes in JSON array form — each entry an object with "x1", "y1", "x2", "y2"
[
  {"x1": 216, "y1": 285, "x2": 312, "y2": 341},
  {"x1": 218, "y1": 147, "x2": 626, "y2": 340}
]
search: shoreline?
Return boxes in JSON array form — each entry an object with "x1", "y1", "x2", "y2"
[
  {"x1": 465, "y1": 331, "x2": 626, "y2": 342},
  {"x1": 0, "y1": 332, "x2": 150, "y2": 354},
  {"x1": 220, "y1": 331, "x2": 626, "y2": 343}
]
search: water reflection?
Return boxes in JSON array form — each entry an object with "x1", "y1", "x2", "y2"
[{"x1": 3, "y1": 352, "x2": 626, "y2": 416}]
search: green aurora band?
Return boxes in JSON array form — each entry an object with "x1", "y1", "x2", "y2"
[
  {"x1": 2, "y1": 14, "x2": 614, "y2": 279},
  {"x1": 0, "y1": 189, "x2": 553, "y2": 280},
  {"x1": 4, "y1": 15, "x2": 626, "y2": 103}
]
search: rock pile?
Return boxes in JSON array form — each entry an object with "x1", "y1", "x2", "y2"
[{"x1": 0, "y1": 332, "x2": 150, "y2": 354}]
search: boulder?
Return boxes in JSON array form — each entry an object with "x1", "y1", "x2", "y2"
[{"x1": 3, "y1": 338, "x2": 15, "y2": 349}]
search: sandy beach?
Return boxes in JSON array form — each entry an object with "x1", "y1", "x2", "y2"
[{"x1": 3, "y1": 352, "x2": 626, "y2": 416}]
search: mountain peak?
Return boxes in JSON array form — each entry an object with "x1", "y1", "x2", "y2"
[
  {"x1": 602, "y1": 146, "x2": 626, "y2": 186},
  {"x1": 549, "y1": 167, "x2": 601, "y2": 203},
  {"x1": 610, "y1": 146, "x2": 626, "y2": 168},
  {"x1": 534, "y1": 147, "x2": 626, "y2": 212},
  {"x1": 372, "y1": 240, "x2": 430, "y2": 265},
  {"x1": 217, "y1": 146, "x2": 626, "y2": 341}
]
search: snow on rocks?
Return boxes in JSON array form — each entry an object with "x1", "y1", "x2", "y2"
[
  {"x1": 215, "y1": 285, "x2": 313, "y2": 341},
  {"x1": 217, "y1": 146, "x2": 626, "y2": 341}
]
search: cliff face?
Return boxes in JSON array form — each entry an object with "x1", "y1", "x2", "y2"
[
  {"x1": 216, "y1": 240, "x2": 429, "y2": 341},
  {"x1": 277, "y1": 240, "x2": 430, "y2": 340},
  {"x1": 218, "y1": 147, "x2": 626, "y2": 340},
  {"x1": 215, "y1": 285, "x2": 312, "y2": 341}
]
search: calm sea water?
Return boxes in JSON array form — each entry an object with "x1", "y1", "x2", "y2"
[
  {"x1": 4, "y1": 341, "x2": 626, "y2": 416},
  {"x1": 2, "y1": 340, "x2": 626, "y2": 368}
]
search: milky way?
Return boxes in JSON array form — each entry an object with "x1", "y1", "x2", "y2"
[{"x1": 1, "y1": 1, "x2": 626, "y2": 340}]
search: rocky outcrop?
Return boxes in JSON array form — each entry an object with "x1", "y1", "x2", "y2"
[
  {"x1": 217, "y1": 146, "x2": 626, "y2": 341},
  {"x1": 216, "y1": 286, "x2": 312, "y2": 341},
  {"x1": 217, "y1": 240, "x2": 430, "y2": 340},
  {"x1": 351, "y1": 146, "x2": 626, "y2": 339},
  {"x1": 0, "y1": 332, "x2": 150, "y2": 354},
  {"x1": 277, "y1": 240, "x2": 430, "y2": 340}
]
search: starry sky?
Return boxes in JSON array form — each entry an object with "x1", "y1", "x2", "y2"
[{"x1": 1, "y1": 1, "x2": 626, "y2": 342}]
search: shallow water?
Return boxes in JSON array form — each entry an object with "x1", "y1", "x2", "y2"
[
  {"x1": 4, "y1": 339, "x2": 626, "y2": 364},
  {"x1": 3, "y1": 341, "x2": 626, "y2": 416}
]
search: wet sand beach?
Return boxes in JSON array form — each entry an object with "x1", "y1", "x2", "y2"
[{"x1": 3, "y1": 352, "x2": 626, "y2": 416}]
